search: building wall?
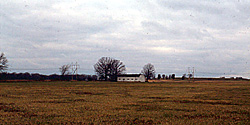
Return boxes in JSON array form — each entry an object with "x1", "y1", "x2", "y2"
[
  {"x1": 117, "y1": 77, "x2": 139, "y2": 82},
  {"x1": 138, "y1": 75, "x2": 146, "y2": 82},
  {"x1": 117, "y1": 75, "x2": 146, "y2": 82}
]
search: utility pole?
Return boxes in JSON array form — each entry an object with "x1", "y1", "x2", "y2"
[
  {"x1": 187, "y1": 67, "x2": 195, "y2": 82},
  {"x1": 192, "y1": 67, "x2": 195, "y2": 82},
  {"x1": 71, "y1": 62, "x2": 80, "y2": 81},
  {"x1": 71, "y1": 62, "x2": 74, "y2": 81},
  {"x1": 75, "y1": 62, "x2": 79, "y2": 80},
  {"x1": 188, "y1": 67, "x2": 190, "y2": 82}
]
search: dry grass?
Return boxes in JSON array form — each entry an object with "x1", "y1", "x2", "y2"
[{"x1": 0, "y1": 80, "x2": 249, "y2": 124}]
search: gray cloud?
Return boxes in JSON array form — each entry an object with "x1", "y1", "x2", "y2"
[{"x1": 0, "y1": 0, "x2": 249, "y2": 77}]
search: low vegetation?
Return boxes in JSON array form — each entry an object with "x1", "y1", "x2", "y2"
[{"x1": 0, "y1": 80, "x2": 249, "y2": 124}]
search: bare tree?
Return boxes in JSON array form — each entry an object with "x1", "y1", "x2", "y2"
[
  {"x1": 59, "y1": 64, "x2": 70, "y2": 76},
  {"x1": 0, "y1": 53, "x2": 8, "y2": 72},
  {"x1": 188, "y1": 74, "x2": 192, "y2": 79},
  {"x1": 162, "y1": 74, "x2": 166, "y2": 79},
  {"x1": 94, "y1": 57, "x2": 126, "y2": 81},
  {"x1": 182, "y1": 74, "x2": 186, "y2": 80},
  {"x1": 109, "y1": 58, "x2": 126, "y2": 81},
  {"x1": 172, "y1": 74, "x2": 175, "y2": 80},
  {"x1": 141, "y1": 63, "x2": 155, "y2": 82},
  {"x1": 94, "y1": 57, "x2": 111, "y2": 81},
  {"x1": 157, "y1": 74, "x2": 161, "y2": 79}
]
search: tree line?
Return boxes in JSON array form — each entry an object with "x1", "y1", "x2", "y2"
[
  {"x1": 0, "y1": 72, "x2": 97, "y2": 81},
  {"x1": 3, "y1": 53, "x2": 246, "y2": 81},
  {"x1": 58, "y1": 57, "x2": 157, "y2": 82},
  {"x1": 0, "y1": 53, "x2": 98, "y2": 81},
  {"x1": 0, "y1": 52, "x2": 170, "y2": 81}
]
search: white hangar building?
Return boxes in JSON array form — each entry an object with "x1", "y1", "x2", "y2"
[{"x1": 117, "y1": 74, "x2": 146, "y2": 82}]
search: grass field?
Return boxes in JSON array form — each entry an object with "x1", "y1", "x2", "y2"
[{"x1": 0, "y1": 80, "x2": 249, "y2": 124}]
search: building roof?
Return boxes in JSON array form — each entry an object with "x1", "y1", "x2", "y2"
[{"x1": 117, "y1": 74, "x2": 142, "y2": 77}]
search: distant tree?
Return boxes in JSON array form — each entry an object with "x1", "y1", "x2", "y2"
[
  {"x1": 141, "y1": 63, "x2": 155, "y2": 82},
  {"x1": 109, "y1": 58, "x2": 126, "y2": 81},
  {"x1": 94, "y1": 57, "x2": 111, "y2": 81},
  {"x1": 165, "y1": 75, "x2": 168, "y2": 79},
  {"x1": 32, "y1": 73, "x2": 42, "y2": 81},
  {"x1": 169, "y1": 75, "x2": 171, "y2": 79},
  {"x1": 0, "y1": 53, "x2": 8, "y2": 72},
  {"x1": 157, "y1": 74, "x2": 161, "y2": 79},
  {"x1": 162, "y1": 74, "x2": 166, "y2": 79},
  {"x1": 23, "y1": 72, "x2": 31, "y2": 80},
  {"x1": 59, "y1": 64, "x2": 70, "y2": 76},
  {"x1": 94, "y1": 57, "x2": 126, "y2": 81},
  {"x1": 182, "y1": 74, "x2": 186, "y2": 80},
  {"x1": 188, "y1": 74, "x2": 192, "y2": 79},
  {"x1": 172, "y1": 74, "x2": 175, "y2": 80},
  {"x1": 91, "y1": 75, "x2": 98, "y2": 81}
]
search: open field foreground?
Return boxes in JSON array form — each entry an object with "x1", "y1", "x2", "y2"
[{"x1": 0, "y1": 81, "x2": 250, "y2": 124}]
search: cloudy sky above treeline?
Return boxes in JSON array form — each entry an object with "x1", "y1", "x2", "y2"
[{"x1": 1, "y1": 0, "x2": 249, "y2": 77}]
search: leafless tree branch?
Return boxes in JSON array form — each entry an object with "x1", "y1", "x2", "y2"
[
  {"x1": 94, "y1": 57, "x2": 126, "y2": 81},
  {"x1": 0, "y1": 53, "x2": 8, "y2": 72},
  {"x1": 59, "y1": 64, "x2": 70, "y2": 76},
  {"x1": 141, "y1": 63, "x2": 155, "y2": 81}
]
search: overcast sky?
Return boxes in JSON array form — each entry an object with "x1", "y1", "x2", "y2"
[{"x1": 0, "y1": 0, "x2": 249, "y2": 78}]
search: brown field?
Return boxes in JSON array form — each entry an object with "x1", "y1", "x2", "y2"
[{"x1": 0, "y1": 80, "x2": 249, "y2": 124}]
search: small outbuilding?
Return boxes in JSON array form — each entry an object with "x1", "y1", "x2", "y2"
[{"x1": 117, "y1": 74, "x2": 146, "y2": 82}]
